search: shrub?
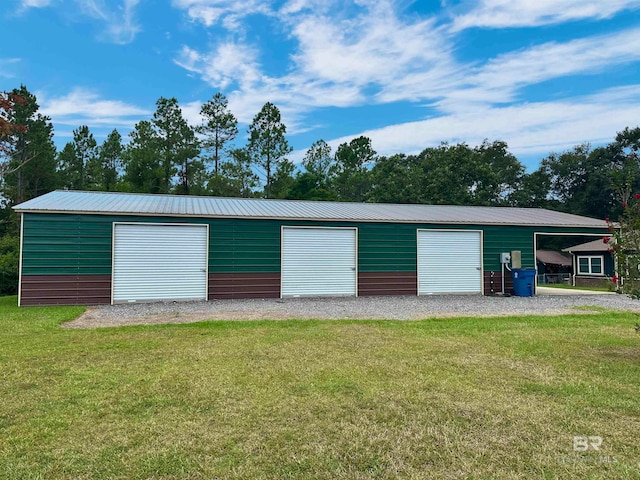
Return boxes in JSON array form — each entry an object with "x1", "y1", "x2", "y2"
[{"x1": 0, "y1": 235, "x2": 19, "y2": 295}]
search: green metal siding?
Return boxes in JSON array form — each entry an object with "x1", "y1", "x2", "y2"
[
  {"x1": 358, "y1": 224, "x2": 416, "y2": 273},
  {"x1": 209, "y1": 219, "x2": 280, "y2": 273},
  {"x1": 22, "y1": 214, "x2": 112, "y2": 275},
  {"x1": 21, "y1": 213, "x2": 610, "y2": 276},
  {"x1": 484, "y1": 226, "x2": 534, "y2": 271}
]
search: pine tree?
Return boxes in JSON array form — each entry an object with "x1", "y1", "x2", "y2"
[
  {"x1": 123, "y1": 120, "x2": 162, "y2": 194},
  {"x1": 208, "y1": 148, "x2": 259, "y2": 198},
  {"x1": 247, "y1": 102, "x2": 292, "y2": 198},
  {"x1": 94, "y1": 129, "x2": 123, "y2": 191},
  {"x1": 58, "y1": 125, "x2": 97, "y2": 190},
  {"x1": 2, "y1": 86, "x2": 58, "y2": 205},
  {"x1": 152, "y1": 97, "x2": 200, "y2": 194},
  {"x1": 199, "y1": 93, "x2": 238, "y2": 176},
  {"x1": 330, "y1": 136, "x2": 376, "y2": 202}
]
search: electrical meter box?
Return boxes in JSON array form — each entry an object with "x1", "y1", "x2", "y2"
[{"x1": 511, "y1": 250, "x2": 522, "y2": 269}]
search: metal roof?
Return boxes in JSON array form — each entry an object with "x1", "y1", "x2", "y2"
[
  {"x1": 563, "y1": 238, "x2": 611, "y2": 252},
  {"x1": 13, "y1": 190, "x2": 609, "y2": 228},
  {"x1": 536, "y1": 250, "x2": 572, "y2": 266}
]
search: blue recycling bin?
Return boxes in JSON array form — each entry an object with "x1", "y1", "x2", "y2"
[{"x1": 512, "y1": 268, "x2": 536, "y2": 297}]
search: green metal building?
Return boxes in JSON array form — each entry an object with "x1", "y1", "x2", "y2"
[{"x1": 14, "y1": 190, "x2": 609, "y2": 306}]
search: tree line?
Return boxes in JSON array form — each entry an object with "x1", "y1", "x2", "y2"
[{"x1": 1, "y1": 84, "x2": 639, "y2": 294}]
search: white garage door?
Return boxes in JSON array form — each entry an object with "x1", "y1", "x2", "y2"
[
  {"x1": 418, "y1": 230, "x2": 482, "y2": 295},
  {"x1": 112, "y1": 223, "x2": 208, "y2": 303},
  {"x1": 281, "y1": 227, "x2": 357, "y2": 297}
]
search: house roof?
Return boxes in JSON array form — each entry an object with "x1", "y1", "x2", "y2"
[
  {"x1": 536, "y1": 250, "x2": 572, "y2": 266},
  {"x1": 563, "y1": 238, "x2": 612, "y2": 253},
  {"x1": 14, "y1": 190, "x2": 610, "y2": 228}
]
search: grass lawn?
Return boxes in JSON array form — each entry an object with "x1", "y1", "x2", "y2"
[
  {"x1": 542, "y1": 283, "x2": 614, "y2": 292},
  {"x1": 1, "y1": 296, "x2": 639, "y2": 479}
]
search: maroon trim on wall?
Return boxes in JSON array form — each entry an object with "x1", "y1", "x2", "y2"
[
  {"x1": 209, "y1": 273, "x2": 280, "y2": 299},
  {"x1": 358, "y1": 272, "x2": 417, "y2": 296},
  {"x1": 21, "y1": 275, "x2": 111, "y2": 306},
  {"x1": 19, "y1": 271, "x2": 517, "y2": 304},
  {"x1": 483, "y1": 271, "x2": 514, "y2": 296}
]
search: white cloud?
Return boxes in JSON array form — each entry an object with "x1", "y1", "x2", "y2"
[
  {"x1": 173, "y1": 46, "x2": 201, "y2": 73},
  {"x1": 227, "y1": 79, "x2": 363, "y2": 132},
  {"x1": 0, "y1": 58, "x2": 21, "y2": 78},
  {"x1": 324, "y1": 86, "x2": 640, "y2": 166},
  {"x1": 476, "y1": 28, "x2": 640, "y2": 89},
  {"x1": 279, "y1": 0, "x2": 344, "y2": 16},
  {"x1": 280, "y1": 0, "x2": 312, "y2": 15},
  {"x1": 20, "y1": 0, "x2": 52, "y2": 8},
  {"x1": 40, "y1": 88, "x2": 151, "y2": 128},
  {"x1": 15, "y1": 0, "x2": 140, "y2": 43},
  {"x1": 451, "y1": 0, "x2": 640, "y2": 31},
  {"x1": 174, "y1": 43, "x2": 262, "y2": 90},
  {"x1": 173, "y1": 0, "x2": 640, "y2": 118},
  {"x1": 76, "y1": 0, "x2": 140, "y2": 44},
  {"x1": 173, "y1": 1, "x2": 454, "y2": 128},
  {"x1": 290, "y1": 2, "x2": 451, "y2": 88},
  {"x1": 107, "y1": 0, "x2": 140, "y2": 44},
  {"x1": 102, "y1": 0, "x2": 640, "y2": 165},
  {"x1": 180, "y1": 100, "x2": 205, "y2": 127},
  {"x1": 175, "y1": 43, "x2": 364, "y2": 132},
  {"x1": 434, "y1": 27, "x2": 640, "y2": 112},
  {"x1": 172, "y1": 0, "x2": 273, "y2": 29}
]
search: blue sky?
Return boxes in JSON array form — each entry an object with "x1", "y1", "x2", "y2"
[{"x1": 2, "y1": 0, "x2": 640, "y2": 170}]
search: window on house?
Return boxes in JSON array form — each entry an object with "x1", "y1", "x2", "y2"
[{"x1": 577, "y1": 255, "x2": 603, "y2": 275}]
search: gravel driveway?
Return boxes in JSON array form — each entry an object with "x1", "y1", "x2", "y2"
[{"x1": 64, "y1": 293, "x2": 640, "y2": 329}]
